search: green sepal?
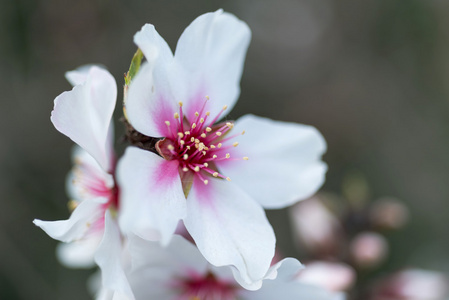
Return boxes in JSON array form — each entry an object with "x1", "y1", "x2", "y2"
[
  {"x1": 179, "y1": 168, "x2": 194, "y2": 199},
  {"x1": 124, "y1": 48, "x2": 144, "y2": 86}
]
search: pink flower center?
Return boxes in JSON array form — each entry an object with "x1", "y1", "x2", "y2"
[
  {"x1": 157, "y1": 98, "x2": 248, "y2": 185},
  {"x1": 176, "y1": 271, "x2": 237, "y2": 300},
  {"x1": 70, "y1": 159, "x2": 119, "y2": 232}
]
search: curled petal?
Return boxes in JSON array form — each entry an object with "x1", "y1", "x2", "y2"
[
  {"x1": 51, "y1": 66, "x2": 116, "y2": 172},
  {"x1": 239, "y1": 258, "x2": 344, "y2": 300},
  {"x1": 33, "y1": 198, "x2": 106, "y2": 243},
  {"x1": 219, "y1": 114, "x2": 327, "y2": 209},
  {"x1": 65, "y1": 64, "x2": 106, "y2": 86}
]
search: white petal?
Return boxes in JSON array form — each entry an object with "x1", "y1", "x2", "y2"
[
  {"x1": 51, "y1": 66, "x2": 116, "y2": 172},
  {"x1": 117, "y1": 147, "x2": 186, "y2": 245},
  {"x1": 126, "y1": 235, "x2": 208, "y2": 299},
  {"x1": 183, "y1": 176, "x2": 275, "y2": 288},
  {"x1": 126, "y1": 24, "x2": 179, "y2": 138},
  {"x1": 94, "y1": 210, "x2": 134, "y2": 300},
  {"x1": 173, "y1": 10, "x2": 251, "y2": 121},
  {"x1": 65, "y1": 64, "x2": 106, "y2": 86},
  {"x1": 56, "y1": 234, "x2": 102, "y2": 268},
  {"x1": 239, "y1": 258, "x2": 344, "y2": 300},
  {"x1": 33, "y1": 198, "x2": 106, "y2": 242},
  {"x1": 134, "y1": 24, "x2": 173, "y2": 66},
  {"x1": 218, "y1": 114, "x2": 327, "y2": 209},
  {"x1": 129, "y1": 235, "x2": 207, "y2": 274}
]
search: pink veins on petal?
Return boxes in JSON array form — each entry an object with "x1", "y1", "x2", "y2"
[
  {"x1": 174, "y1": 270, "x2": 237, "y2": 300},
  {"x1": 156, "y1": 97, "x2": 249, "y2": 186}
]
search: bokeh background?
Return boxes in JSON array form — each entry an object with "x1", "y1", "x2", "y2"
[{"x1": 1, "y1": 0, "x2": 449, "y2": 299}]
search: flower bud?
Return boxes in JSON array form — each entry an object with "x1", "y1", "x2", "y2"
[
  {"x1": 290, "y1": 196, "x2": 343, "y2": 257},
  {"x1": 369, "y1": 197, "x2": 409, "y2": 230},
  {"x1": 297, "y1": 261, "x2": 356, "y2": 292},
  {"x1": 350, "y1": 232, "x2": 388, "y2": 269}
]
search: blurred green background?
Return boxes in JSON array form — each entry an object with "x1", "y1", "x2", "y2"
[{"x1": 1, "y1": 0, "x2": 449, "y2": 299}]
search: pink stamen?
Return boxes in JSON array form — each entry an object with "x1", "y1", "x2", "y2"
[{"x1": 207, "y1": 106, "x2": 227, "y2": 128}]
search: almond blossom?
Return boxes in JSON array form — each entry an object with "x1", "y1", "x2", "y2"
[
  {"x1": 33, "y1": 66, "x2": 134, "y2": 299},
  {"x1": 96, "y1": 235, "x2": 344, "y2": 300},
  {"x1": 118, "y1": 10, "x2": 327, "y2": 289}
]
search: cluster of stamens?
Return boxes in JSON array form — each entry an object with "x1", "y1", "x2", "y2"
[
  {"x1": 159, "y1": 97, "x2": 248, "y2": 185},
  {"x1": 70, "y1": 158, "x2": 119, "y2": 211},
  {"x1": 177, "y1": 272, "x2": 237, "y2": 300}
]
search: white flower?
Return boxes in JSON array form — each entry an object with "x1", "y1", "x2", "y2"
[
  {"x1": 33, "y1": 66, "x2": 134, "y2": 299},
  {"x1": 118, "y1": 10, "x2": 327, "y2": 289},
  {"x1": 96, "y1": 235, "x2": 344, "y2": 300}
]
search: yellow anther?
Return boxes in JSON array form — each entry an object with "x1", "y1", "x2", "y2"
[
  {"x1": 86, "y1": 222, "x2": 91, "y2": 228},
  {"x1": 212, "y1": 155, "x2": 217, "y2": 159},
  {"x1": 194, "y1": 166, "x2": 200, "y2": 172},
  {"x1": 67, "y1": 200, "x2": 78, "y2": 211},
  {"x1": 192, "y1": 123, "x2": 197, "y2": 129},
  {"x1": 165, "y1": 121, "x2": 171, "y2": 126},
  {"x1": 226, "y1": 177, "x2": 231, "y2": 182},
  {"x1": 180, "y1": 140, "x2": 185, "y2": 145},
  {"x1": 167, "y1": 145, "x2": 175, "y2": 151},
  {"x1": 243, "y1": 156, "x2": 249, "y2": 160},
  {"x1": 216, "y1": 132, "x2": 222, "y2": 137},
  {"x1": 198, "y1": 143, "x2": 205, "y2": 151},
  {"x1": 206, "y1": 127, "x2": 212, "y2": 132},
  {"x1": 205, "y1": 95, "x2": 210, "y2": 100},
  {"x1": 183, "y1": 154, "x2": 189, "y2": 160},
  {"x1": 213, "y1": 172, "x2": 218, "y2": 177},
  {"x1": 186, "y1": 146, "x2": 191, "y2": 150},
  {"x1": 206, "y1": 111, "x2": 210, "y2": 116},
  {"x1": 201, "y1": 133, "x2": 206, "y2": 138},
  {"x1": 233, "y1": 142, "x2": 239, "y2": 147},
  {"x1": 178, "y1": 101, "x2": 183, "y2": 107},
  {"x1": 182, "y1": 167, "x2": 189, "y2": 172},
  {"x1": 200, "y1": 118, "x2": 204, "y2": 123},
  {"x1": 202, "y1": 151, "x2": 207, "y2": 155},
  {"x1": 195, "y1": 139, "x2": 200, "y2": 144},
  {"x1": 191, "y1": 137, "x2": 195, "y2": 142},
  {"x1": 204, "y1": 163, "x2": 209, "y2": 167},
  {"x1": 195, "y1": 112, "x2": 199, "y2": 117},
  {"x1": 217, "y1": 143, "x2": 222, "y2": 148},
  {"x1": 210, "y1": 145, "x2": 216, "y2": 149},
  {"x1": 242, "y1": 130, "x2": 246, "y2": 135},
  {"x1": 174, "y1": 112, "x2": 179, "y2": 119},
  {"x1": 177, "y1": 132, "x2": 184, "y2": 138},
  {"x1": 226, "y1": 122, "x2": 234, "y2": 128},
  {"x1": 204, "y1": 180, "x2": 209, "y2": 185},
  {"x1": 223, "y1": 105, "x2": 228, "y2": 110},
  {"x1": 226, "y1": 153, "x2": 230, "y2": 159},
  {"x1": 185, "y1": 131, "x2": 190, "y2": 135}
]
